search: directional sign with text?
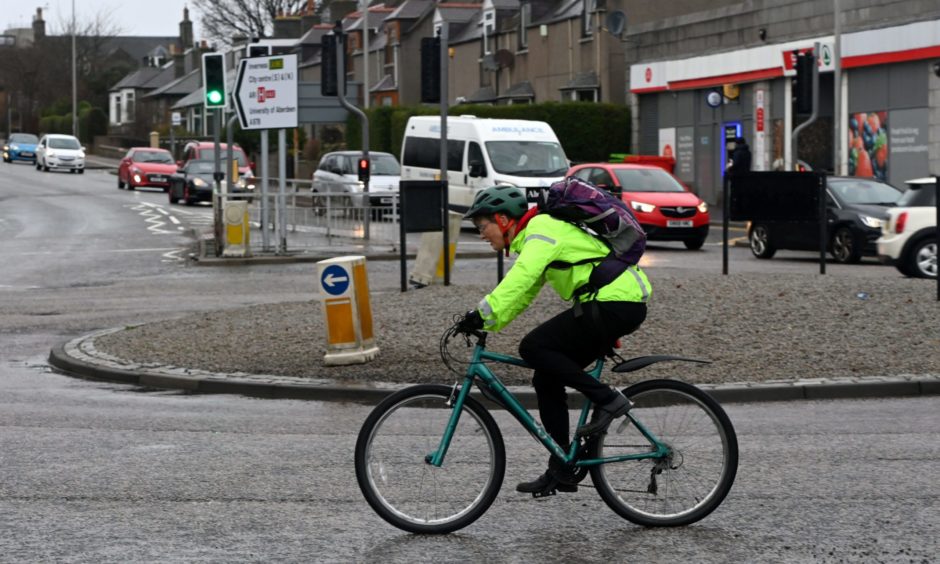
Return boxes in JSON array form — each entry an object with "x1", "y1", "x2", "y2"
[
  {"x1": 233, "y1": 54, "x2": 299, "y2": 130},
  {"x1": 320, "y1": 264, "x2": 350, "y2": 296}
]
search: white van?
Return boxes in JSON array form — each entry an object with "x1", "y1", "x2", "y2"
[{"x1": 400, "y1": 115, "x2": 569, "y2": 212}]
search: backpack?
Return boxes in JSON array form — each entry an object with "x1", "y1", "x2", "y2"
[{"x1": 535, "y1": 176, "x2": 647, "y2": 299}]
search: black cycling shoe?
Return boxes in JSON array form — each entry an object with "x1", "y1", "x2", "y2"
[
  {"x1": 575, "y1": 392, "x2": 632, "y2": 438},
  {"x1": 517, "y1": 456, "x2": 580, "y2": 496},
  {"x1": 516, "y1": 471, "x2": 578, "y2": 495}
]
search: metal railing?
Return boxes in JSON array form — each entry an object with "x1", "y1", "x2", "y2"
[{"x1": 218, "y1": 179, "x2": 401, "y2": 254}]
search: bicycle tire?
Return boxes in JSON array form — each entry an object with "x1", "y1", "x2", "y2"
[
  {"x1": 589, "y1": 379, "x2": 738, "y2": 527},
  {"x1": 354, "y1": 384, "x2": 506, "y2": 534}
]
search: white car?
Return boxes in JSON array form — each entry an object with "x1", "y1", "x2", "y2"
[
  {"x1": 876, "y1": 177, "x2": 937, "y2": 278},
  {"x1": 35, "y1": 134, "x2": 85, "y2": 173},
  {"x1": 312, "y1": 151, "x2": 400, "y2": 209}
]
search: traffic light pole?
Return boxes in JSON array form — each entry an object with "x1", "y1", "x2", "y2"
[
  {"x1": 439, "y1": 24, "x2": 450, "y2": 286},
  {"x1": 333, "y1": 24, "x2": 371, "y2": 240},
  {"x1": 212, "y1": 108, "x2": 223, "y2": 256},
  {"x1": 791, "y1": 42, "x2": 820, "y2": 170}
]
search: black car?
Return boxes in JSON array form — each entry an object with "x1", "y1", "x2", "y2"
[
  {"x1": 168, "y1": 160, "x2": 255, "y2": 205},
  {"x1": 747, "y1": 176, "x2": 903, "y2": 263}
]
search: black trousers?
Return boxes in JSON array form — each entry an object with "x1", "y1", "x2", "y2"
[{"x1": 518, "y1": 301, "x2": 647, "y2": 450}]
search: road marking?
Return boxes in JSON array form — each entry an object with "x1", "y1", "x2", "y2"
[{"x1": 169, "y1": 216, "x2": 180, "y2": 225}]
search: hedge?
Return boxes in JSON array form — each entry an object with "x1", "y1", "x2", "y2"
[{"x1": 345, "y1": 102, "x2": 630, "y2": 164}]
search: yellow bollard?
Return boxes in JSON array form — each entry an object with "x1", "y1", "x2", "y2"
[
  {"x1": 222, "y1": 200, "x2": 251, "y2": 257},
  {"x1": 149, "y1": 131, "x2": 159, "y2": 148},
  {"x1": 317, "y1": 256, "x2": 379, "y2": 365},
  {"x1": 411, "y1": 211, "x2": 463, "y2": 286}
]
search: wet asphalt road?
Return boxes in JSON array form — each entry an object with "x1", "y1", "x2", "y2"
[{"x1": 1, "y1": 161, "x2": 937, "y2": 562}]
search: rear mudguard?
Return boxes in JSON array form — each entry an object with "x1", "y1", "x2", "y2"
[{"x1": 611, "y1": 355, "x2": 710, "y2": 373}]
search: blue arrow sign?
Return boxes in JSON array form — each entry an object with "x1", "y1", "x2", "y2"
[{"x1": 321, "y1": 264, "x2": 350, "y2": 296}]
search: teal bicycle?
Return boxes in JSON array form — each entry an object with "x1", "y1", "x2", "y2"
[{"x1": 354, "y1": 318, "x2": 738, "y2": 534}]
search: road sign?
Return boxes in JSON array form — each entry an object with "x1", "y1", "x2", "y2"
[
  {"x1": 171, "y1": 111, "x2": 181, "y2": 126},
  {"x1": 233, "y1": 54, "x2": 299, "y2": 130},
  {"x1": 320, "y1": 264, "x2": 350, "y2": 296}
]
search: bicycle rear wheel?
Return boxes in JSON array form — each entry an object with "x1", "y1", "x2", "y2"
[
  {"x1": 589, "y1": 379, "x2": 738, "y2": 527},
  {"x1": 354, "y1": 384, "x2": 505, "y2": 534}
]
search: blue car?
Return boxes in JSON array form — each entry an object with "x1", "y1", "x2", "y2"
[{"x1": 2, "y1": 133, "x2": 40, "y2": 164}]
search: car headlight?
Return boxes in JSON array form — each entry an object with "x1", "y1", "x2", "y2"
[
  {"x1": 859, "y1": 214, "x2": 882, "y2": 229},
  {"x1": 630, "y1": 201, "x2": 656, "y2": 213},
  {"x1": 193, "y1": 178, "x2": 207, "y2": 187},
  {"x1": 47, "y1": 150, "x2": 56, "y2": 157},
  {"x1": 133, "y1": 173, "x2": 142, "y2": 183},
  {"x1": 7, "y1": 144, "x2": 14, "y2": 150},
  {"x1": 697, "y1": 201, "x2": 709, "y2": 213},
  {"x1": 235, "y1": 178, "x2": 255, "y2": 191},
  {"x1": 78, "y1": 151, "x2": 85, "y2": 159}
]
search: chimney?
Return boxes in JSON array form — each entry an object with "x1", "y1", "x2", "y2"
[
  {"x1": 179, "y1": 7, "x2": 193, "y2": 49},
  {"x1": 171, "y1": 43, "x2": 185, "y2": 78},
  {"x1": 273, "y1": 16, "x2": 303, "y2": 39},
  {"x1": 32, "y1": 7, "x2": 45, "y2": 43}
]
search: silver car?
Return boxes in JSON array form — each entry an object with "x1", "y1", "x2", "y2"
[{"x1": 312, "y1": 151, "x2": 400, "y2": 209}]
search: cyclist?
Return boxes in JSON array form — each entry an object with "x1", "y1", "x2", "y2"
[{"x1": 457, "y1": 184, "x2": 652, "y2": 494}]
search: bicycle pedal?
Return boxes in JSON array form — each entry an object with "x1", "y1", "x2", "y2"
[{"x1": 532, "y1": 488, "x2": 557, "y2": 499}]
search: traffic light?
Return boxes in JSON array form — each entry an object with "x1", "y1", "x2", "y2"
[
  {"x1": 794, "y1": 50, "x2": 814, "y2": 114},
  {"x1": 420, "y1": 37, "x2": 441, "y2": 103},
  {"x1": 321, "y1": 34, "x2": 338, "y2": 96},
  {"x1": 357, "y1": 157, "x2": 370, "y2": 183},
  {"x1": 202, "y1": 53, "x2": 227, "y2": 109}
]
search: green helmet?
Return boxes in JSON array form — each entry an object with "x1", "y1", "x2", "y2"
[{"x1": 464, "y1": 185, "x2": 528, "y2": 220}]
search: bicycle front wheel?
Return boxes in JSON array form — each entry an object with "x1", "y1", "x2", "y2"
[
  {"x1": 589, "y1": 379, "x2": 738, "y2": 527},
  {"x1": 354, "y1": 384, "x2": 505, "y2": 534}
]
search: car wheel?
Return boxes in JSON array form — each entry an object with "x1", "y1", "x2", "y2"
[
  {"x1": 830, "y1": 226, "x2": 861, "y2": 264},
  {"x1": 183, "y1": 185, "x2": 193, "y2": 206},
  {"x1": 35, "y1": 160, "x2": 41, "y2": 170},
  {"x1": 78, "y1": 169, "x2": 84, "y2": 174},
  {"x1": 748, "y1": 224, "x2": 776, "y2": 259},
  {"x1": 684, "y1": 236, "x2": 706, "y2": 250},
  {"x1": 168, "y1": 187, "x2": 179, "y2": 204},
  {"x1": 43, "y1": 162, "x2": 49, "y2": 172},
  {"x1": 118, "y1": 176, "x2": 125, "y2": 189},
  {"x1": 905, "y1": 237, "x2": 937, "y2": 279}
]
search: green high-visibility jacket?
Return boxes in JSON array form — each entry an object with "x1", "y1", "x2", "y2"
[{"x1": 478, "y1": 214, "x2": 652, "y2": 332}]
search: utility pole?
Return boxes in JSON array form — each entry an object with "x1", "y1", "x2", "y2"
[
  {"x1": 833, "y1": 0, "x2": 843, "y2": 175},
  {"x1": 71, "y1": 0, "x2": 77, "y2": 138}
]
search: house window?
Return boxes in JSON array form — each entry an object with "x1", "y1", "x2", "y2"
[
  {"x1": 582, "y1": 0, "x2": 595, "y2": 37},
  {"x1": 518, "y1": 3, "x2": 531, "y2": 50},
  {"x1": 563, "y1": 89, "x2": 598, "y2": 102},
  {"x1": 121, "y1": 91, "x2": 135, "y2": 123},
  {"x1": 482, "y1": 10, "x2": 495, "y2": 55},
  {"x1": 109, "y1": 93, "x2": 121, "y2": 125}
]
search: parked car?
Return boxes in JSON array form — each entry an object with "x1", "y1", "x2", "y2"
[
  {"x1": 877, "y1": 177, "x2": 937, "y2": 278},
  {"x1": 747, "y1": 176, "x2": 902, "y2": 263},
  {"x1": 312, "y1": 151, "x2": 401, "y2": 208},
  {"x1": 2, "y1": 133, "x2": 40, "y2": 164},
  {"x1": 35, "y1": 134, "x2": 85, "y2": 173},
  {"x1": 179, "y1": 141, "x2": 253, "y2": 178},
  {"x1": 567, "y1": 163, "x2": 710, "y2": 250},
  {"x1": 117, "y1": 147, "x2": 177, "y2": 191}
]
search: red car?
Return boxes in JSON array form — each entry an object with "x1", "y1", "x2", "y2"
[
  {"x1": 567, "y1": 163, "x2": 710, "y2": 250},
  {"x1": 118, "y1": 147, "x2": 177, "y2": 191}
]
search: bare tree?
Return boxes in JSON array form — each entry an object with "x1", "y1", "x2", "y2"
[{"x1": 192, "y1": 0, "x2": 309, "y2": 44}]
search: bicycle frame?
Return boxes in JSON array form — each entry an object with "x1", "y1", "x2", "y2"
[{"x1": 427, "y1": 338, "x2": 670, "y2": 468}]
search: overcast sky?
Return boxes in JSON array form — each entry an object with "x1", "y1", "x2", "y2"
[{"x1": 3, "y1": 0, "x2": 194, "y2": 38}]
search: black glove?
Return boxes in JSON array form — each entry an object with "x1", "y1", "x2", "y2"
[{"x1": 456, "y1": 309, "x2": 484, "y2": 333}]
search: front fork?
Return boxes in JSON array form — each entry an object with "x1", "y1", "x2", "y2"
[{"x1": 425, "y1": 379, "x2": 473, "y2": 467}]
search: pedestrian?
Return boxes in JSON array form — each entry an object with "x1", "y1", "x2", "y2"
[
  {"x1": 455, "y1": 184, "x2": 652, "y2": 495},
  {"x1": 728, "y1": 136, "x2": 752, "y2": 173}
]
